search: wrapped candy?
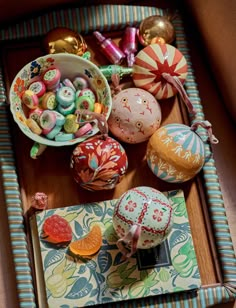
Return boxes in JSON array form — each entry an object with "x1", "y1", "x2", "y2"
[
  {"x1": 146, "y1": 121, "x2": 219, "y2": 183},
  {"x1": 107, "y1": 87, "x2": 162, "y2": 144},
  {"x1": 31, "y1": 192, "x2": 48, "y2": 210},
  {"x1": 120, "y1": 27, "x2": 138, "y2": 67},
  {"x1": 99, "y1": 65, "x2": 133, "y2": 81},
  {"x1": 138, "y1": 15, "x2": 175, "y2": 46},
  {"x1": 93, "y1": 31, "x2": 125, "y2": 65}
]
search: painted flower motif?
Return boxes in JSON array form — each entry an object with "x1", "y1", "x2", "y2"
[
  {"x1": 125, "y1": 200, "x2": 137, "y2": 212},
  {"x1": 13, "y1": 77, "x2": 25, "y2": 97},
  {"x1": 116, "y1": 225, "x2": 125, "y2": 237},
  {"x1": 30, "y1": 61, "x2": 41, "y2": 78},
  {"x1": 152, "y1": 209, "x2": 163, "y2": 222},
  {"x1": 46, "y1": 57, "x2": 54, "y2": 64},
  {"x1": 15, "y1": 111, "x2": 26, "y2": 124},
  {"x1": 84, "y1": 69, "x2": 92, "y2": 78},
  {"x1": 93, "y1": 75, "x2": 105, "y2": 89},
  {"x1": 120, "y1": 166, "x2": 127, "y2": 174},
  {"x1": 78, "y1": 168, "x2": 94, "y2": 183},
  {"x1": 143, "y1": 239, "x2": 154, "y2": 247}
]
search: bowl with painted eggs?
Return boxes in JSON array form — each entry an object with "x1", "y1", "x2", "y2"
[{"x1": 9, "y1": 53, "x2": 112, "y2": 148}]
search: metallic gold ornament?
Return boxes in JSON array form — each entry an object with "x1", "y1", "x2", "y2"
[
  {"x1": 138, "y1": 15, "x2": 175, "y2": 46},
  {"x1": 43, "y1": 27, "x2": 87, "y2": 56}
]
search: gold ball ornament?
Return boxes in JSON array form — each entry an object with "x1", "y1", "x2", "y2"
[
  {"x1": 43, "y1": 27, "x2": 87, "y2": 56},
  {"x1": 138, "y1": 15, "x2": 175, "y2": 46}
]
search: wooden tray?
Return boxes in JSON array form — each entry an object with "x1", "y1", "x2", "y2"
[{"x1": 0, "y1": 2, "x2": 236, "y2": 307}]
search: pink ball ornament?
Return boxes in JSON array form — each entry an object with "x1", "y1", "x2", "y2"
[
  {"x1": 70, "y1": 135, "x2": 128, "y2": 191},
  {"x1": 108, "y1": 87, "x2": 162, "y2": 144}
]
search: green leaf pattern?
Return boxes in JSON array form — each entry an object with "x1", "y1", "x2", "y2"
[{"x1": 36, "y1": 190, "x2": 201, "y2": 307}]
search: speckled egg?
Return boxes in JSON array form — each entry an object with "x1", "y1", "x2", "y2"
[
  {"x1": 108, "y1": 88, "x2": 162, "y2": 144},
  {"x1": 146, "y1": 123, "x2": 206, "y2": 183},
  {"x1": 70, "y1": 135, "x2": 128, "y2": 191},
  {"x1": 113, "y1": 186, "x2": 173, "y2": 255}
]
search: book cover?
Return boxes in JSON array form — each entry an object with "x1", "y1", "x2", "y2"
[{"x1": 30, "y1": 189, "x2": 201, "y2": 307}]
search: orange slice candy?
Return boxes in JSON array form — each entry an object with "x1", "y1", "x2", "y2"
[{"x1": 69, "y1": 225, "x2": 102, "y2": 256}]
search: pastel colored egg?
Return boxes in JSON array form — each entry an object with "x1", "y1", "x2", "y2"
[
  {"x1": 146, "y1": 123, "x2": 206, "y2": 183},
  {"x1": 113, "y1": 186, "x2": 173, "y2": 252},
  {"x1": 107, "y1": 88, "x2": 162, "y2": 144},
  {"x1": 70, "y1": 136, "x2": 128, "y2": 191}
]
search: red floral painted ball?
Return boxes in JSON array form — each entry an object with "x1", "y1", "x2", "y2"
[{"x1": 70, "y1": 135, "x2": 128, "y2": 191}]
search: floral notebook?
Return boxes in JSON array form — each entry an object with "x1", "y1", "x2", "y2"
[{"x1": 30, "y1": 189, "x2": 201, "y2": 307}]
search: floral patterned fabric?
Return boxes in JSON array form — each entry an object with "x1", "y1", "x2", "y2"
[{"x1": 32, "y1": 189, "x2": 201, "y2": 307}]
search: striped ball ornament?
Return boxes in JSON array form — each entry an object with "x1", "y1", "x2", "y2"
[
  {"x1": 132, "y1": 43, "x2": 188, "y2": 100},
  {"x1": 146, "y1": 123, "x2": 206, "y2": 183}
]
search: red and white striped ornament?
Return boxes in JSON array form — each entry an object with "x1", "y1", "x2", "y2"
[{"x1": 132, "y1": 43, "x2": 188, "y2": 100}]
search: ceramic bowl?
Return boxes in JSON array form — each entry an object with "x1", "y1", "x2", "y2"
[{"x1": 9, "y1": 53, "x2": 112, "y2": 147}]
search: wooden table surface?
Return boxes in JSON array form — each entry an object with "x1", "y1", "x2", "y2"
[{"x1": 0, "y1": 5, "x2": 236, "y2": 308}]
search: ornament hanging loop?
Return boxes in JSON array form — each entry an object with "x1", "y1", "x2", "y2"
[
  {"x1": 110, "y1": 74, "x2": 125, "y2": 96},
  {"x1": 162, "y1": 72, "x2": 196, "y2": 115},
  {"x1": 116, "y1": 223, "x2": 142, "y2": 259},
  {"x1": 190, "y1": 120, "x2": 219, "y2": 144}
]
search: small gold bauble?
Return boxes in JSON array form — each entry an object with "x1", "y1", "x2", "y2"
[
  {"x1": 138, "y1": 15, "x2": 175, "y2": 46},
  {"x1": 43, "y1": 27, "x2": 87, "y2": 56}
]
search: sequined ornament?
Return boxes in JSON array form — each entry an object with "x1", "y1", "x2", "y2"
[
  {"x1": 138, "y1": 15, "x2": 175, "y2": 46},
  {"x1": 146, "y1": 121, "x2": 219, "y2": 183},
  {"x1": 43, "y1": 27, "x2": 87, "y2": 56}
]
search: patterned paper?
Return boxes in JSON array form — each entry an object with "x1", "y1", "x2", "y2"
[{"x1": 34, "y1": 189, "x2": 201, "y2": 307}]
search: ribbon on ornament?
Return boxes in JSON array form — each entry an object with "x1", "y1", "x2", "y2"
[
  {"x1": 190, "y1": 120, "x2": 219, "y2": 144},
  {"x1": 116, "y1": 223, "x2": 142, "y2": 259}
]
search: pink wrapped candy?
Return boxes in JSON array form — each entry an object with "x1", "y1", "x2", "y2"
[
  {"x1": 70, "y1": 135, "x2": 128, "y2": 191},
  {"x1": 108, "y1": 87, "x2": 162, "y2": 144}
]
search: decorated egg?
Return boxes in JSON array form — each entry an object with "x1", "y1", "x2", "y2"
[
  {"x1": 146, "y1": 123, "x2": 207, "y2": 183},
  {"x1": 132, "y1": 44, "x2": 188, "y2": 100},
  {"x1": 113, "y1": 186, "x2": 174, "y2": 258},
  {"x1": 70, "y1": 135, "x2": 128, "y2": 191},
  {"x1": 107, "y1": 88, "x2": 162, "y2": 144}
]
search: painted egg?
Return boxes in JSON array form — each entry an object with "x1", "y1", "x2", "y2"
[
  {"x1": 132, "y1": 44, "x2": 188, "y2": 100},
  {"x1": 70, "y1": 135, "x2": 128, "y2": 191},
  {"x1": 107, "y1": 88, "x2": 162, "y2": 144},
  {"x1": 146, "y1": 123, "x2": 206, "y2": 183},
  {"x1": 113, "y1": 186, "x2": 173, "y2": 254}
]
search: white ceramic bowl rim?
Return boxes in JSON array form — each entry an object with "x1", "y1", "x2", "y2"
[{"x1": 9, "y1": 53, "x2": 112, "y2": 146}]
